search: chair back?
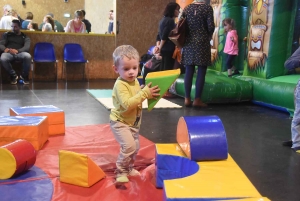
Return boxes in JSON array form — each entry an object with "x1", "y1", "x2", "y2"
[
  {"x1": 63, "y1": 43, "x2": 87, "y2": 62},
  {"x1": 34, "y1": 42, "x2": 56, "y2": 62}
]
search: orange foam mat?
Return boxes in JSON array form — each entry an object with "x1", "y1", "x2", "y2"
[{"x1": 34, "y1": 124, "x2": 163, "y2": 201}]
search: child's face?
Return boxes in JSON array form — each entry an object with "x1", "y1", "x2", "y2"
[
  {"x1": 224, "y1": 23, "x2": 231, "y2": 32},
  {"x1": 113, "y1": 57, "x2": 139, "y2": 82}
]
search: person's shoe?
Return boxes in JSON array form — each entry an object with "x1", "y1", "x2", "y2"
[
  {"x1": 10, "y1": 75, "x2": 18, "y2": 85},
  {"x1": 128, "y1": 168, "x2": 141, "y2": 176},
  {"x1": 184, "y1": 98, "x2": 192, "y2": 107},
  {"x1": 163, "y1": 91, "x2": 176, "y2": 98},
  {"x1": 20, "y1": 75, "x2": 29, "y2": 85},
  {"x1": 116, "y1": 174, "x2": 129, "y2": 183},
  {"x1": 232, "y1": 70, "x2": 240, "y2": 76},
  {"x1": 228, "y1": 74, "x2": 233, "y2": 78},
  {"x1": 193, "y1": 98, "x2": 207, "y2": 108},
  {"x1": 282, "y1": 140, "x2": 293, "y2": 147},
  {"x1": 292, "y1": 146, "x2": 300, "y2": 153}
]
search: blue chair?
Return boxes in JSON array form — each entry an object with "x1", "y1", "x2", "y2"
[
  {"x1": 63, "y1": 43, "x2": 89, "y2": 81},
  {"x1": 32, "y1": 42, "x2": 58, "y2": 81}
]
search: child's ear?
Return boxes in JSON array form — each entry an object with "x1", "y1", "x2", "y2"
[{"x1": 112, "y1": 65, "x2": 119, "y2": 74}]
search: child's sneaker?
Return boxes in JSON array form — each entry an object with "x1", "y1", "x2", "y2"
[
  {"x1": 232, "y1": 69, "x2": 240, "y2": 75},
  {"x1": 292, "y1": 146, "x2": 300, "y2": 153},
  {"x1": 116, "y1": 174, "x2": 129, "y2": 183},
  {"x1": 128, "y1": 168, "x2": 141, "y2": 176}
]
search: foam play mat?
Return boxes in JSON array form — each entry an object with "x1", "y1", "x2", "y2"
[
  {"x1": 0, "y1": 124, "x2": 163, "y2": 201},
  {"x1": 87, "y1": 89, "x2": 182, "y2": 110}
]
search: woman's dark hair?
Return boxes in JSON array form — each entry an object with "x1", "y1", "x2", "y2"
[{"x1": 163, "y1": 2, "x2": 180, "y2": 18}]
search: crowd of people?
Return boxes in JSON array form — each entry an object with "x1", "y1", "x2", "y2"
[{"x1": 0, "y1": 4, "x2": 95, "y2": 33}]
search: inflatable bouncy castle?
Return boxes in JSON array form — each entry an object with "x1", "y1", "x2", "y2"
[{"x1": 174, "y1": 0, "x2": 300, "y2": 115}]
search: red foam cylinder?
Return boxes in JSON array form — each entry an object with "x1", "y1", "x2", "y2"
[{"x1": 0, "y1": 139, "x2": 36, "y2": 179}]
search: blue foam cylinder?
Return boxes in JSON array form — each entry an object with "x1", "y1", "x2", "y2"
[{"x1": 177, "y1": 116, "x2": 228, "y2": 161}]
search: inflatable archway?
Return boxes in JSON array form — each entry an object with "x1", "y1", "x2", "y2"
[{"x1": 174, "y1": 0, "x2": 300, "y2": 115}]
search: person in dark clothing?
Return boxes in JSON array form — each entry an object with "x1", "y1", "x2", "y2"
[
  {"x1": 284, "y1": 46, "x2": 300, "y2": 74},
  {"x1": 181, "y1": 0, "x2": 215, "y2": 108},
  {"x1": 81, "y1": 10, "x2": 91, "y2": 33},
  {"x1": 156, "y1": 2, "x2": 180, "y2": 72},
  {"x1": 0, "y1": 19, "x2": 31, "y2": 84}
]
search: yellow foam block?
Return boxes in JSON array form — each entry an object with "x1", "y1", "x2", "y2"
[
  {"x1": 0, "y1": 116, "x2": 48, "y2": 150},
  {"x1": 10, "y1": 105, "x2": 65, "y2": 136},
  {"x1": 156, "y1": 144, "x2": 265, "y2": 200},
  {"x1": 0, "y1": 147, "x2": 16, "y2": 179},
  {"x1": 59, "y1": 150, "x2": 106, "y2": 187}
]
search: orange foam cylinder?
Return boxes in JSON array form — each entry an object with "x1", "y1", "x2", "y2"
[{"x1": 0, "y1": 139, "x2": 36, "y2": 179}]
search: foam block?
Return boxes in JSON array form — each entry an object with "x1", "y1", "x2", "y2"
[
  {"x1": 0, "y1": 116, "x2": 48, "y2": 150},
  {"x1": 177, "y1": 115, "x2": 228, "y2": 161},
  {"x1": 146, "y1": 69, "x2": 180, "y2": 111},
  {"x1": 10, "y1": 105, "x2": 65, "y2": 136},
  {"x1": 156, "y1": 144, "x2": 265, "y2": 200},
  {"x1": 0, "y1": 139, "x2": 36, "y2": 179},
  {"x1": 59, "y1": 150, "x2": 106, "y2": 187}
]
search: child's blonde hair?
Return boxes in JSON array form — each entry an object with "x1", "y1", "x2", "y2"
[
  {"x1": 113, "y1": 45, "x2": 139, "y2": 66},
  {"x1": 222, "y1": 18, "x2": 236, "y2": 30}
]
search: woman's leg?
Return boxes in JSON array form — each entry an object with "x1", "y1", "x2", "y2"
[
  {"x1": 184, "y1": 65, "x2": 195, "y2": 106},
  {"x1": 193, "y1": 65, "x2": 208, "y2": 107}
]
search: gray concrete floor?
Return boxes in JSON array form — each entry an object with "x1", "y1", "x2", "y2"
[{"x1": 0, "y1": 80, "x2": 299, "y2": 201}]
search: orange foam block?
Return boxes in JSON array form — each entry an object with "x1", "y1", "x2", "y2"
[
  {"x1": 10, "y1": 105, "x2": 65, "y2": 136},
  {"x1": 59, "y1": 150, "x2": 106, "y2": 187},
  {"x1": 0, "y1": 116, "x2": 48, "y2": 150}
]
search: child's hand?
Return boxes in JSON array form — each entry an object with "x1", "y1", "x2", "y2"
[
  {"x1": 230, "y1": 36, "x2": 234, "y2": 41},
  {"x1": 147, "y1": 82, "x2": 160, "y2": 99}
]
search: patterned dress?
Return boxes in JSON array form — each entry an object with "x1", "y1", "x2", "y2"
[{"x1": 181, "y1": 3, "x2": 215, "y2": 66}]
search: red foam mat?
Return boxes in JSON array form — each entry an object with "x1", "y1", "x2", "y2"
[{"x1": 34, "y1": 124, "x2": 163, "y2": 201}]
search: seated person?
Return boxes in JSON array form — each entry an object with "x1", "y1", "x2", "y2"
[
  {"x1": 65, "y1": 10, "x2": 86, "y2": 33},
  {"x1": 284, "y1": 46, "x2": 300, "y2": 74},
  {"x1": 42, "y1": 23, "x2": 53, "y2": 32},
  {"x1": 39, "y1": 13, "x2": 64, "y2": 32},
  {"x1": 0, "y1": 9, "x2": 18, "y2": 30},
  {"x1": 0, "y1": 19, "x2": 31, "y2": 84},
  {"x1": 21, "y1": 12, "x2": 33, "y2": 29},
  {"x1": 27, "y1": 21, "x2": 38, "y2": 31}
]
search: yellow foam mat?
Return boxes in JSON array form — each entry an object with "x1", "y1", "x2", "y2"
[{"x1": 156, "y1": 144, "x2": 264, "y2": 200}]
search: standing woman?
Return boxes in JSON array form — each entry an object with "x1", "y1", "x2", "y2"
[
  {"x1": 181, "y1": 0, "x2": 215, "y2": 108},
  {"x1": 156, "y1": 2, "x2": 180, "y2": 72},
  {"x1": 65, "y1": 10, "x2": 86, "y2": 33}
]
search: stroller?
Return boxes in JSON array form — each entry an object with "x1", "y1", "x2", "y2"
[{"x1": 140, "y1": 46, "x2": 162, "y2": 85}]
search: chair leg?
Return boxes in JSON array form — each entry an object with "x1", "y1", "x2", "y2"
[
  {"x1": 86, "y1": 63, "x2": 89, "y2": 82},
  {"x1": 55, "y1": 62, "x2": 58, "y2": 81}
]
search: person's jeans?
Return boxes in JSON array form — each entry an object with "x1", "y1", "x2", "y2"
[
  {"x1": 184, "y1": 65, "x2": 207, "y2": 99},
  {"x1": 1, "y1": 52, "x2": 31, "y2": 77},
  {"x1": 110, "y1": 120, "x2": 140, "y2": 174},
  {"x1": 292, "y1": 80, "x2": 300, "y2": 148},
  {"x1": 108, "y1": 22, "x2": 113, "y2": 33}
]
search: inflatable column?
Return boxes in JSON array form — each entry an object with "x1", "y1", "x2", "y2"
[
  {"x1": 244, "y1": 0, "x2": 297, "y2": 78},
  {"x1": 210, "y1": 0, "x2": 249, "y2": 73}
]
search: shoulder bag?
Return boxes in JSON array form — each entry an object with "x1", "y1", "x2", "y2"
[{"x1": 168, "y1": 17, "x2": 186, "y2": 48}]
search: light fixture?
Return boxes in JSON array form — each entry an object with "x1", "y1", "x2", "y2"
[{"x1": 63, "y1": 13, "x2": 71, "y2": 18}]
